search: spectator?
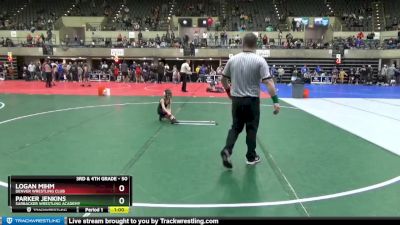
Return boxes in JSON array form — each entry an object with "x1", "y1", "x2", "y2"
[
  {"x1": 291, "y1": 18, "x2": 296, "y2": 32},
  {"x1": 380, "y1": 65, "x2": 388, "y2": 84},
  {"x1": 357, "y1": 31, "x2": 364, "y2": 40},
  {"x1": 27, "y1": 34, "x2": 33, "y2": 45},
  {"x1": 172, "y1": 65, "x2": 179, "y2": 83},
  {"x1": 387, "y1": 64, "x2": 399, "y2": 85},
  {"x1": 207, "y1": 17, "x2": 213, "y2": 30},
  {"x1": 278, "y1": 30, "x2": 282, "y2": 46},
  {"x1": 262, "y1": 34, "x2": 268, "y2": 46},
  {"x1": 27, "y1": 62, "x2": 35, "y2": 81},
  {"x1": 202, "y1": 31, "x2": 208, "y2": 47},
  {"x1": 339, "y1": 68, "x2": 347, "y2": 84},
  {"x1": 277, "y1": 66, "x2": 285, "y2": 83},
  {"x1": 332, "y1": 66, "x2": 339, "y2": 84},
  {"x1": 135, "y1": 65, "x2": 142, "y2": 83},
  {"x1": 301, "y1": 65, "x2": 308, "y2": 76}
]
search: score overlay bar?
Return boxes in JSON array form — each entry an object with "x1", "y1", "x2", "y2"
[{"x1": 8, "y1": 176, "x2": 132, "y2": 213}]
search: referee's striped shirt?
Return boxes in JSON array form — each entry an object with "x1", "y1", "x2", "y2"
[{"x1": 223, "y1": 52, "x2": 271, "y2": 97}]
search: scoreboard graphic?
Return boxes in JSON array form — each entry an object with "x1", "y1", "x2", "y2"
[{"x1": 8, "y1": 176, "x2": 132, "y2": 213}]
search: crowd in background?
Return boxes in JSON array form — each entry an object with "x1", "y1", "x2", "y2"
[
  {"x1": 18, "y1": 59, "x2": 226, "y2": 85},
  {"x1": 8, "y1": 59, "x2": 399, "y2": 87},
  {"x1": 272, "y1": 64, "x2": 400, "y2": 86}
]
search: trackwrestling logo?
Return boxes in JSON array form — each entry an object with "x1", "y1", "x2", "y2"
[{"x1": 6, "y1": 217, "x2": 12, "y2": 224}]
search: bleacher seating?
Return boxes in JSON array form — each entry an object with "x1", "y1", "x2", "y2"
[
  {"x1": 383, "y1": 0, "x2": 400, "y2": 31},
  {"x1": 286, "y1": 0, "x2": 327, "y2": 17},
  {"x1": 329, "y1": 0, "x2": 373, "y2": 31},
  {"x1": 225, "y1": 0, "x2": 279, "y2": 31},
  {"x1": 174, "y1": 0, "x2": 220, "y2": 17},
  {"x1": 0, "y1": 0, "x2": 396, "y2": 33}
]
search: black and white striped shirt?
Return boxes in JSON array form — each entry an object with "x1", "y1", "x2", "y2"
[{"x1": 223, "y1": 52, "x2": 271, "y2": 97}]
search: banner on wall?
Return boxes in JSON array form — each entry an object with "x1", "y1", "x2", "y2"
[
  {"x1": 111, "y1": 49, "x2": 125, "y2": 56},
  {"x1": 256, "y1": 50, "x2": 270, "y2": 58}
]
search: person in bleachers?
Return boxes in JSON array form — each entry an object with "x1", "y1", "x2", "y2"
[
  {"x1": 296, "y1": 20, "x2": 301, "y2": 32},
  {"x1": 171, "y1": 31, "x2": 175, "y2": 44},
  {"x1": 357, "y1": 31, "x2": 364, "y2": 40},
  {"x1": 155, "y1": 34, "x2": 161, "y2": 46},
  {"x1": 291, "y1": 18, "x2": 296, "y2": 32},
  {"x1": 202, "y1": 31, "x2": 209, "y2": 47},
  {"x1": 214, "y1": 32, "x2": 219, "y2": 46},
  {"x1": 207, "y1": 17, "x2": 213, "y2": 30},
  {"x1": 189, "y1": 41, "x2": 195, "y2": 56},
  {"x1": 278, "y1": 30, "x2": 283, "y2": 46},
  {"x1": 27, "y1": 34, "x2": 33, "y2": 45},
  {"x1": 138, "y1": 31, "x2": 143, "y2": 41},
  {"x1": 286, "y1": 33, "x2": 293, "y2": 44}
]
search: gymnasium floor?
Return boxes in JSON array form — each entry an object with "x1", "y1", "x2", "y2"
[{"x1": 0, "y1": 81, "x2": 399, "y2": 217}]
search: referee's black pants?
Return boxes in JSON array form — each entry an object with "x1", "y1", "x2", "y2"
[
  {"x1": 223, "y1": 97, "x2": 260, "y2": 161},
  {"x1": 181, "y1": 73, "x2": 187, "y2": 91},
  {"x1": 45, "y1": 72, "x2": 52, "y2": 88}
]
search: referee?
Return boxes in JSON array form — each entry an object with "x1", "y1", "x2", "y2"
[
  {"x1": 220, "y1": 33, "x2": 280, "y2": 169},
  {"x1": 180, "y1": 59, "x2": 191, "y2": 92}
]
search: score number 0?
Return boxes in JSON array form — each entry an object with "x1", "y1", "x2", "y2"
[
  {"x1": 118, "y1": 185, "x2": 125, "y2": 204},
  {"x1": 117, "y1": 177, "x2": 129, "y2": 205}
]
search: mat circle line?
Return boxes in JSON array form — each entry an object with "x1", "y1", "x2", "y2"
[{"x1": 0, "y1": 101, "x2": 397, "y2": 208}]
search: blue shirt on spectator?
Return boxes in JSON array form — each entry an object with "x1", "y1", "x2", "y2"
[
  {"x1": 200, "y1": 66, "x2": 207, "y2": 75},
  {"x1": 316, "y1": 66, "x2": 322, "y2": 73},
  {"x1": 301, "y1": 66, "x2": 308, "y2": 74}
]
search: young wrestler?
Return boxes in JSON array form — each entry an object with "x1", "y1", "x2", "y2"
[{"x1": 157, "y1": 89, "x2": 177, "y2": 124}]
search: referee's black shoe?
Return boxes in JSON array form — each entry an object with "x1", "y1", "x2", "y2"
[
  {"x1": 246, "y1": 155, "x2": 261, "y2": 165},
  {"x1": 220, "y1": 149, "x2": 232, "y2": 169}
]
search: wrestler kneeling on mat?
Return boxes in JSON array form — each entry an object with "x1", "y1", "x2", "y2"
[{"x1": 157, "y1": 89, "x2": 177, "y2": 124}]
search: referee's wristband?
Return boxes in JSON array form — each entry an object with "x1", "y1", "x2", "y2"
[{"x1": 271, "y1": 95, "x2": 279, "y2": 104}]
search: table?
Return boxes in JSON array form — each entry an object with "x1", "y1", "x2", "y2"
[
  {"x1": 90, "y1": 72, "x2": 111, "y2": 82},
  {"x1": 206, "y1": 74, "x2": 222, "y2": 83},
  {"x1": 311, "y1": 75, "x2": 332, "y2": 84}
]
